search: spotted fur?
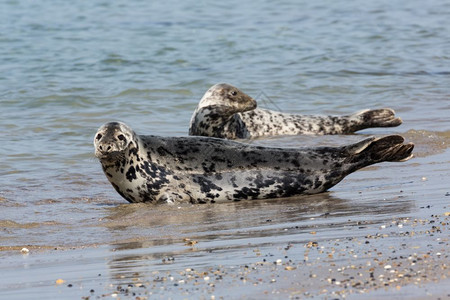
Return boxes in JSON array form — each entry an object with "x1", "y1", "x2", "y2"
[
  {"x1": 94, "y1": 122, "x2": 414, "y2": 204},
  {"x1": 189, "y1": 83, "x2": 403, "y2": 139}
]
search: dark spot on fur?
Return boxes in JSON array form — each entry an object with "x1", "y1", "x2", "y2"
[
  {"x1": 193, "y1": 176, "x2": 223, "y2": 193},
  {"x1": 126, "y1": 166, "x2": 137, "y2": 182},
  {"x1": 111, "y1": 182, "x2": 135, "y2": 203},
  {"x1": 291, "y1": 159, "x2": 300, "y2": 167},
  {"x1": 233, "y1": 187, "x2": 260, "y2": 199},
  {"x1": 202, "y1": 162, "x2": 216, "y2": 174},
  {"x1": 157, "y1": 146, "x2": 172, "y2": 157}
]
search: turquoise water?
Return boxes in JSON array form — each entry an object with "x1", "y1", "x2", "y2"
[{"x1": 0, "y1": 0, "x2": 449, "y2": 298}]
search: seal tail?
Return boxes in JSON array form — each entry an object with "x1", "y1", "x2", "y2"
[
  {"x1": 345, "y1": 135, "x2": 414, "y2": 171},
  {"x1": 351, "y1": 108, "x2": 403, "y2": 130}
]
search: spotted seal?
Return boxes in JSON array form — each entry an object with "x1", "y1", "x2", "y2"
[
  {"x1": 189, "y1": 83, "x2": 403, "y2": 139},
  {"x1": 94, "y1": 121, "x2": 413, "y2": 204}
]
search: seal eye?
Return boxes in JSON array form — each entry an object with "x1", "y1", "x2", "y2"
[
  {"x1": 117, "y1": 134, "x2": 126, "y2": 141},
  {"x1": 230, "y1": 90, "x2": 237, "y2": 96},
  {"x1": 96, "y1": 134, "x2": 102, "y2": 140}
]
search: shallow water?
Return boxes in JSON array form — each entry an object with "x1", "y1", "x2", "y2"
[{"x1": 0, "y1": 0, "x2": 449, "y2": 298}]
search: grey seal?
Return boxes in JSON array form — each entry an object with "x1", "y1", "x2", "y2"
[
  {"x1": 189, "y1": 83, "x2": 403, "y2": 139},
  {"x1": 94, "y1": 121, "x2": 414, "y2": 204}
]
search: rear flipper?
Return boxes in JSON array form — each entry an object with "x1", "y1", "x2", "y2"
[
  {"x1": 350, "y1": 108, "x2": 403, "y2": 131},
  {"x1": 345, "y1": 135, "x2": 414, "y2": 170}
]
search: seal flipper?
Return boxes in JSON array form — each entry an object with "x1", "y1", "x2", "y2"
[
  {"x1": 345, "y1": 135, "x2": 414, "y2": 172},
  {"x1": 156, "y1": 193, "x2": 177, "y2": 205},
  {"x1": 156, "y1": 188, "x2": 196, "y2": 205},
  {"x1": 350, "y1": 108, "x2": 403, "y2": 132}
]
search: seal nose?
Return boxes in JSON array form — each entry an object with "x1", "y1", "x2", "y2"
[{"x1": 98, "y1": 144, "x2": 113, "y2": 154}]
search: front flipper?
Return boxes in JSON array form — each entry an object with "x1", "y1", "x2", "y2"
[{"x1": 156, "y1": 189, "x2": 195, "y2": 205}]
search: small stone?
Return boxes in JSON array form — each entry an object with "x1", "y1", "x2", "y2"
[
  {"x1": 184, "y1": 240, "x2": 198, "y2": 246},
  {"x1": 20, "y1": 248, "x2": 29, "y2": 254},
  {"x1": 55, "y1": 279, "x2": 65, "y2": 285}
]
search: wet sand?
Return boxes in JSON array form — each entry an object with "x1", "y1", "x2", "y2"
[{"x1": 0, "y1": 130, "x2": 449, "y2": 299}]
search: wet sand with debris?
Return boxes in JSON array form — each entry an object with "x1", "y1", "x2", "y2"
[{"x1": 0, "y1": 130, "x2": 449, "y2": 299}]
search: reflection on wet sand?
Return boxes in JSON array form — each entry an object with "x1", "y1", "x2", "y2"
[{"x1": 102, "y1": 192, "x2": 413, "y2": 283}]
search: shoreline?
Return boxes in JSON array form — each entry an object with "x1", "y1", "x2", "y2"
[{"x1": 1, "y1": 202, "x2": 448, "y2": 299}]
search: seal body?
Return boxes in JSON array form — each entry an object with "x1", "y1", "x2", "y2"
[
  {"x1": 189, "y1": 83, "x2": 403, "y2": 139},
  {"x1": 95, "y1": 122, "x2": 414, "y2": 204}
]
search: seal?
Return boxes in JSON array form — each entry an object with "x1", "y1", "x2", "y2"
[
  {"x1": 94, "y1": 121, "x2": 414, "y2": 204},
  {"x1": 189, "y1": 83, "x2": 403, "y2": 139}
]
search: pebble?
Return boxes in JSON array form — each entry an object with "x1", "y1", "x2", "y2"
[{"x1": 78, "y1": 209, "x2": 450, "y2": 299}]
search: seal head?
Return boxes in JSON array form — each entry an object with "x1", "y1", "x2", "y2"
[
  {"x1": 94, "y1": 122, "x2": 137, "y2": 162},
  {"x1": 197, "y1": 83, "x2": 257, "y2": 112},
  {"x1": 189, "y1": 83, "x2": 257, "y2": 139}
]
